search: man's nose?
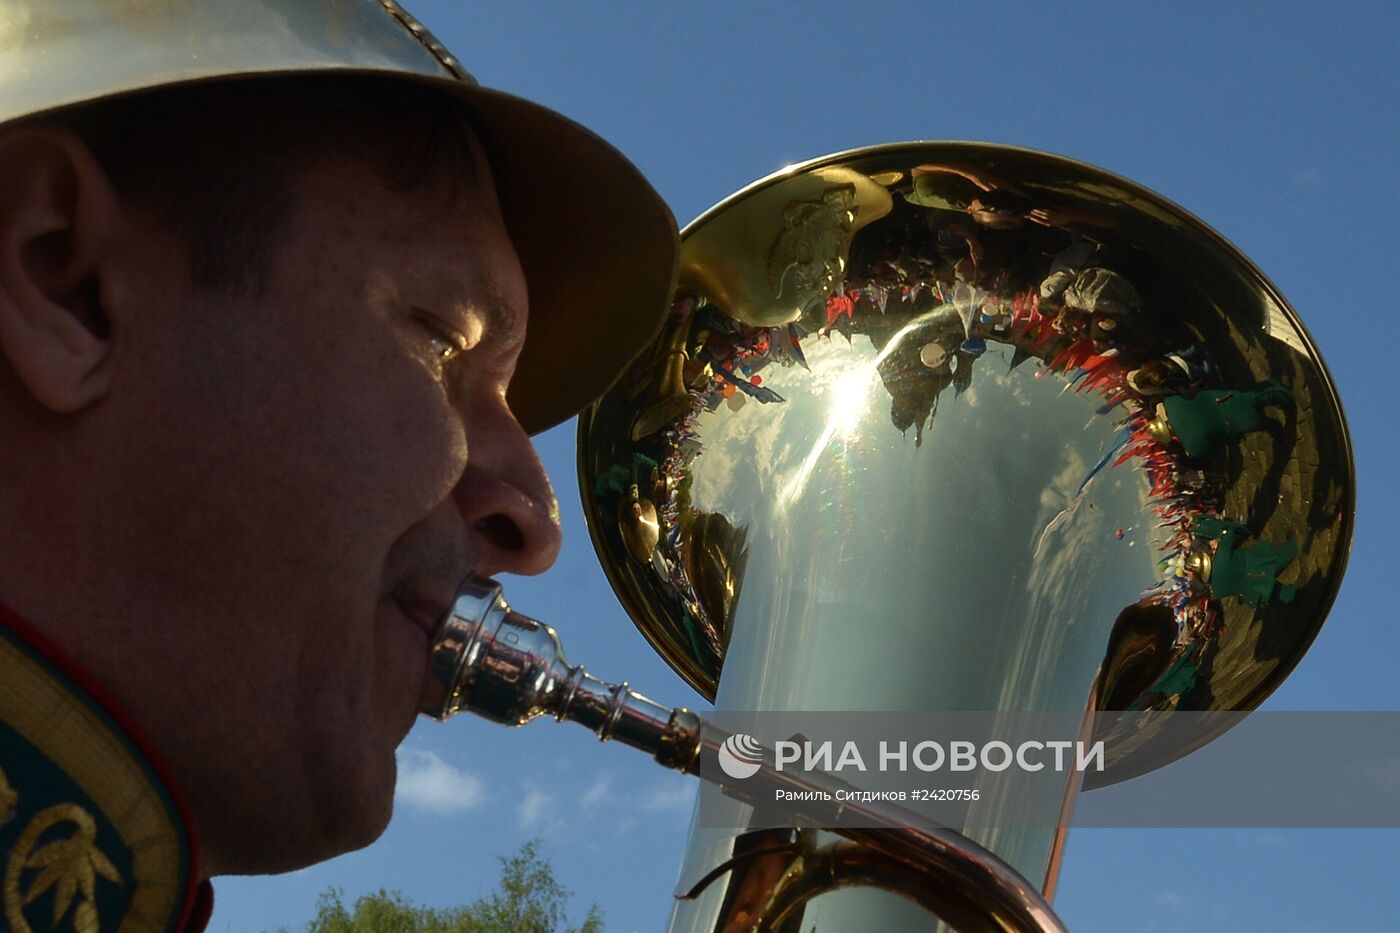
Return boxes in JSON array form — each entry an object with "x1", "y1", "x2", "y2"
[{"x1": 454, "y1": 395, "x2": 563, "y2": 577}]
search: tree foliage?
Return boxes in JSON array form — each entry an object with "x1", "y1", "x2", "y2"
[{"x1": 304, "y1": 840, "x2": 602, "y2": 933}]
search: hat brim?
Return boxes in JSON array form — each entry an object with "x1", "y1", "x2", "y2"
[{"x1": 446, "y1": 82, "x2": 679, "y2": 433}]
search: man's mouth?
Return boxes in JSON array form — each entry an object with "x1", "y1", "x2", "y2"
[
  {"x1": 390, "y1": 583, "x2": 450, "y2": 640},
  {"x1": 385, "y1": 582, "x2": 458, "y2": 722}
]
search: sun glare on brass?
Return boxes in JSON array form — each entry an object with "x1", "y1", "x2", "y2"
[{"x1": 780, "y1": 310, "x2": 944, "y2": 509}]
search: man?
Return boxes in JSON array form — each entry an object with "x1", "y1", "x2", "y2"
[{"x1": 0, "y1": 2, "x2": 678, "y2": 930}]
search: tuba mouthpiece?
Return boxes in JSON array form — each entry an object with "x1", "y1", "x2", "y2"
[{"x1": 421, "y1": 577, "x2": 703, "y2": 773}]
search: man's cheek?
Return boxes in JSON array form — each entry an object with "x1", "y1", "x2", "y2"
[{"x1": 386, "y1": 389, "x2": 470, "y2": 508}]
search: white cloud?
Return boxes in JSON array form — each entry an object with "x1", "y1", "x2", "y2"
[
  {"x1": 638, "y1": 779, "x2": 695, "y2": 813},
  {"x1": 517, "y1": 787, "x2": 557, "y2": 830},
  {"x1": 394, "y1": 749, "x2": 486, "y2": 815},
  {"x1": 581, "y1": 773, "x2": 612, "y2": 812},
  {"x1": 600, "y1": 780, "x2": 692, "y2": 836}
]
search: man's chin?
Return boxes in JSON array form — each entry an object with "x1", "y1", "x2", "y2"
[
  {"x1": 306, "y1": 760, "x2": 399, "y2": 865},
  {"x1": 206, "y1": 754, "x2": 397, "y2": 877}
]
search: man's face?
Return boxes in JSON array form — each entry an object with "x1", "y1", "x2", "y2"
[{"x1": 107, "y1": 149, "x2": 561, "y2": 872}]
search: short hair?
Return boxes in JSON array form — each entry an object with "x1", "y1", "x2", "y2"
[{"x1": 45, "y1": 75, "x2": 484, "y2": 294}]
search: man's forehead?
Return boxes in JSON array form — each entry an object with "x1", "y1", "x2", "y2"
[
  {"x1": 296, "y1": 151, "x2": 505, "y2": 252},
  {"x1": 355, "y1": 198, "x2": 525, "y2": 334},
  {"x1": 275, "y1": 140, "x2": 526, "y2": 347}
]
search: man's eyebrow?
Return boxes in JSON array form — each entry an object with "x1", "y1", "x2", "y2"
[
  {"x1": 490, "y1": 292, "x2": 521, "y2": 341},
  {"x1": 465, "y1": 272, "x2": 522, "y2": 345}
]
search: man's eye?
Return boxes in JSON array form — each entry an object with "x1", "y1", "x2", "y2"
[
  {"x1": 429, "y1": 332, "x2": 461, "y2": 362},
  {"x1": 418, "y1": 317, "x2": 465, "y2": 364}
]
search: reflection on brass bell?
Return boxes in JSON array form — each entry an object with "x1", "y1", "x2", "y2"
[
  {"x1": 1185, "y1": 547, "x2": 1214, "y2": 583},
  {"x1": 1146, "y1": 403, "x2": 1175, "y2": 446},
  {"x1": 919, "y1": 341, "x2": 950, "y2": 371},
  {"x1": 631, "y1": 302, "x2": 699, "y2": 441},
  {"x1": 681, "y1": 512, "x2": 748, "y2": 650},
  {"x1": 631, "y1": 350, "x2": 694, "y2": 440},
  {"x1": 618, "y1": 483, "x2": 661, "y2": 564}
]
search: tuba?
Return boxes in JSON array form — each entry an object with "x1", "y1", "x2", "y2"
[{"x1": 425, "y1": 143, "x2": 1353, "y2": 931}]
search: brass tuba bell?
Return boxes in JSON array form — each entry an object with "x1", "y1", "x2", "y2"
[{"x1": 571, "y1": 142, "x2": 1353, "y2": 931}]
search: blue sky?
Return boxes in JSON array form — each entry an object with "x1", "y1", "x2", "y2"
[{"x1": 212, "y1": 3, "x2": 1400, "y2": 931}]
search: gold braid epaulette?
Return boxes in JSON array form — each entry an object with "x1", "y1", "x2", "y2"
[{"x1": 3, "y1": 775, "x2": 123, "y2": 933}]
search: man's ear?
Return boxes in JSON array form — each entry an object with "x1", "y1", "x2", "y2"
[{"x1": 0, "y1": 125, "x2": 121, "y2": 413}]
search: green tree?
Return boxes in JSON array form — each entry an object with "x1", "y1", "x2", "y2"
[{"x1": 304, "y1": 840, "x2": 603, "y2": 933}]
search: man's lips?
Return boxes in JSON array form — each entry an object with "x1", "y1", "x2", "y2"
[
  {"x1": 386, "y1": 584, "x2": 457, "y2": 720},
  {"x1": 390, "y1": 583, "x2": 451, "y2": 640}
]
